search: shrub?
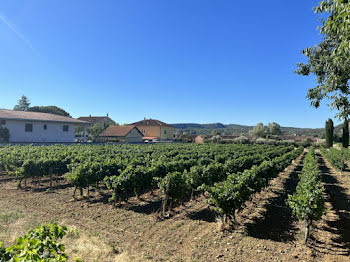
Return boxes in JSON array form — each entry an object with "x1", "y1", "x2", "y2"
[
  {"x1": 321, "y1": 147, "x2": 346, "y2": 171},
  {"x1": 233, "y1": 136, "x2": 249, "y2": 144},
  {"x1": 0, "y1": 224, "x2": 81, "y2": 261},
  {"x1": 0, "y1": 126, "x2": 9, "y2": 143}
]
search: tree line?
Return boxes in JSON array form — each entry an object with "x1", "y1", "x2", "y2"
[
  {"x1": 13, "y1": 95, "x2": 71, "y2": 117},
  {"x1": 324, "y1": 118, "x2": 349, "y2": 148}
]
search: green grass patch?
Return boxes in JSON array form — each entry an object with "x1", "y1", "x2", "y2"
[{"x1": 0, "y1": 210, "x2": 24, "y2": 223}]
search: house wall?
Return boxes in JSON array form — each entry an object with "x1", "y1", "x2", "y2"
[
  {"x1": 194, "y1": 136, "x2": 204, "y2": 144},
  {"x1": 125, "y1": 128, "x2": 143, "y2": 143},
  {"x1": 137, "y1": 125, "x2": 174, "y2": 140},
  {"x1": 1, "y1": 120, "x2": 76, "y2": 143},
  {"x1": 159, "y1": 126, "x2": 174, "y2": 140}
]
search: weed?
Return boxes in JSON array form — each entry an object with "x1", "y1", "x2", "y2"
[{"x1": 0, "y1": 211, "x2": 24, "y2": 223}]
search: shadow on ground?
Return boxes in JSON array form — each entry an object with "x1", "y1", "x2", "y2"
[
  {"x1": 187, "y1": 207, "x2": 217, "y2": 222},
  {"x1": 314, "y1": 154, "x2": 350, "y2": 256},
  {"x1": 126, "y1": 198, "x2": 163, "y2": 215},
  {"x1": 33, "y1": 183, "x2": 72, "y2": 193},
  {"x1": 244, "y1": 160, "x2": 304, "y2": 242},
  {"x1": 0, "y1": 176, "x2": 14, "y2": 183}
]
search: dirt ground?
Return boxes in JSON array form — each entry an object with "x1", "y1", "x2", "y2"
[{"x1": 0, "y1": 152, "x2": 349, "y2": 262}]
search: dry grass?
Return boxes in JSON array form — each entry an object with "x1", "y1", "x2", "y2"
[{"x1": 63, "y1": 231, "x2": 115, "y2": 262}]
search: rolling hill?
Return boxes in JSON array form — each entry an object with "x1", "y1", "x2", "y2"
[{"x1": 172, "y1": 123, "x2": 325, "y2": 137}]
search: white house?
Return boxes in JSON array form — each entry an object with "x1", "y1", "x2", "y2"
[{"x1": 0, "y1": 109, "x2": 89, "y2": 143}]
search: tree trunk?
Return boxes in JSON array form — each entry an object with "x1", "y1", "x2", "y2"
[
  {"x1": 219, "y1": 214, "x2": 227, "y2": 231},
  {"x1": 304, "y1": 218, "x2": 312, "y2": 244},
  {"x1": 114, "y1": 194, "x2": 118, "y2": 207},
  {"x1": 190, "y1": 188, "x2": 194, "y2": 200},
  {"x1": 162, "y1": 178, "x2": 171, "y2": 217},
  {"x1": 134, "y1": 188, "x2": 139, "y2": 199},
  {"x1": 232, "y1": 210, "x2": 237, "y2": 225},
  {"x1": 95, "y1": 182, "x2": 99, "y2": 193}
]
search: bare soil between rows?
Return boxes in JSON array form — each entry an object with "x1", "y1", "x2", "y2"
[{"x1": 0, "y1": 152, "x2": 349, "y2": 262}]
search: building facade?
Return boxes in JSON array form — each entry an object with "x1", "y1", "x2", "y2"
[
  {"x1": 0, "y1": 109, "x2": 88, "y2": 143},
  {"x1": 131, "y1": 119, "x2": 174, "y2": 141}
]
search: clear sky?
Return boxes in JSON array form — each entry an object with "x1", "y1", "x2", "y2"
[{"x1": 0, "y1": 0, "x2": 340, "y2": 127}]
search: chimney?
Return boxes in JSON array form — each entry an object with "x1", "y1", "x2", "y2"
[
  {"x1": 89, "y1": 114, "x2": 91, "y2": 117},
  {"x1": 107, "y1": 113, "x2": 109, "y2": 117},
  {"x1": 144, "y1": 117, "x2": 146, "y2": 120}
]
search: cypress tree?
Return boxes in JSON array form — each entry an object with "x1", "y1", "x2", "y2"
[
  {"x1": 329, "y1": 119, "x2": 334, "y2": 147},
  {"x1": 343, "y1": 119, "x2": 349, "y2": 148},
  {"x1": 325, "y1": 120, "x2": 328, "y2": 148},
  {"x1": 325, "y1": 118, "x2": 334, "y2": 148},
  {"x1": 325, "y1": 120, "x2": 328, "y2": 147}
]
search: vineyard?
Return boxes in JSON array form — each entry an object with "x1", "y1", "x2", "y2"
[
  {"x1": 0, "y1": 143, "x2": 349, "y2": 261},
  {"x1": 0, "y1": 144, "x2": 298, "y2": 209}
]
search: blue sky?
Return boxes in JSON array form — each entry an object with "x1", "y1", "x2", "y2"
[{"x1": 0, "y1": 0, "x2": 339, "y2": 127}]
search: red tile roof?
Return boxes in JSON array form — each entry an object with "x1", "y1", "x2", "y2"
[
  {"x1": 0, "y1": 109, "x2": 88, "y2": 124},
  {"x1": 99, "y1": 125, "x2": 142, "y2": 137},
  {"x1": 131, "y1": 119, "x2": 173, "y2": 127}
]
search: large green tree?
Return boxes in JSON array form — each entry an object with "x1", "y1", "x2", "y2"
[
  {"x1": 251, "y1": 123, "x2": 267, "y2": 138},
  {"x1": 211, "y1": 130, "x2": 220, "y2": 136},
  {"x1": 86, "y1": 120, "x2": 117, "y2": 141},
  {"x1": 342, "y1": 118, "x2": 349, "y2": 148},
  {"x1": 315, "y1": 0, "x2": 350, "y2": 56},
  {"x1": 296, "y1": 0, "x2": 350, "y2": 119},
  {"x1": 27, "y1": 106, "x2": 71, "y2": 117},
  {"x1": 13, "y1": 95, "x2": 30, "y2": 111},
  {"x1": 267, "y1": 122, "x2": 282, "y2": 135}
]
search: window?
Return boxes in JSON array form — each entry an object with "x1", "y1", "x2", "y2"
[
  {"x1": 0, "y1": 120, "x2": 5, "y2": 125},
  {"x1": 63, "y1": 125, "x2": 69, "y2": 132},
  {"x1": 164, "y1": 130, "x2": 167, "y2": 135},
  {"x1": 25, "y1": 124, "x2": 33, "y2": 132},
  {"x1": 43, "y1": 124, "x2": 47, "y2": 130}
]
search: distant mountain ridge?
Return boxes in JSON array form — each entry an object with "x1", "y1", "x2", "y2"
[
  {"x1": 172, "y1": 123, "x2": 324, "y2": 137},
  {"x1": 173, "y1": 123, "x2": 227, "y2": 129}
]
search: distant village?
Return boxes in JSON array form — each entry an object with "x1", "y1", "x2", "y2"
[{"x1": 0, "y1": 108, "x2": 323, "y2": 145}]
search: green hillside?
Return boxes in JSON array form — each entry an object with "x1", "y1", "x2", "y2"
[{"x1": 173, "y1": 123, "x2": 324, "y2": 137}]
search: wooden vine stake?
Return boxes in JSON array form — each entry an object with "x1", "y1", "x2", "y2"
[{"x1": 49, "y1": 167, "x2": 53, "y2": 189}]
